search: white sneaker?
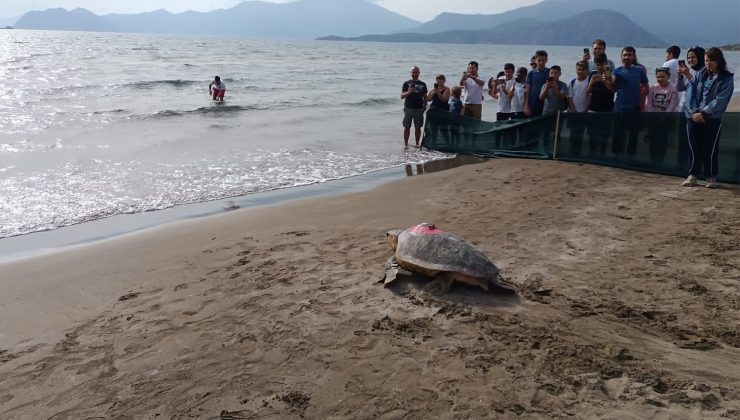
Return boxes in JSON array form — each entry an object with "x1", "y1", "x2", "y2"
[
  {"x1": 705, "y1": 177, "x2": 717, "y2": 188},
  {"x1": 682, "y1": 175, "x2": 697, "y2": 187}
]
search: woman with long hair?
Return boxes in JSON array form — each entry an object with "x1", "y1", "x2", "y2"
[{"x1": 681, "y1": 47, "x2": 734, "y2": 188}]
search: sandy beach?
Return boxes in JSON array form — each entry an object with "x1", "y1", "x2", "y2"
[{"x1": 1, "y1": 150, "x2": 739, "y2": 418}]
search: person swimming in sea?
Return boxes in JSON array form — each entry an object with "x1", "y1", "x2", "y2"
[{"x1": 209, "y1": 76, "x2": 225, "y2": 102}]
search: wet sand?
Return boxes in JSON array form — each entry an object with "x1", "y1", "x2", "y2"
[{"x1": 1, "y1": 153, "x2": 739, "y2": 418}]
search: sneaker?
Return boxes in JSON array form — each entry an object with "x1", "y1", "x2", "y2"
[
  {"x1": 682, "y1": 175, "x2": 697, "y2": 187},
  {"x1": 705, "y1": 177, "x2": 717, "y2": 188}
]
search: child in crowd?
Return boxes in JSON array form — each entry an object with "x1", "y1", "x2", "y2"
[
  {"x1": 449, "y1": 86, "x2": 463, "y2": 115},
  {"x1": 448, "y1": 85, "x2": 463, "y2": 147},
  {"x1": 524, "y1": 50, "x2": 549, "y2": 117},
  {"x1": 645, "y1": 68, "x2": 678, "y2": 112},
  {"x1": 539, "y1": 65, "x2": 567, "y2": 115},
  {"x1": 663, "y1": 45, "x2": 681, "y2": 88},
  {"x1": 538, "y1": 65, "x2": 566, "y2": 148},
  {"x1": 508, "y1": 66, "x2": 529, "y2": 147},
  {"x1": 645, "y1": 67, "x2": 679, "y2": 165},
  {"x1": 566, "y1": 61, "x2": 591, "y2": 155},
  {"x1": 490, "y1": 63, "x2": 516, "y2": 121},
  {"x1": 510, "y1": 67, "x2": 528, "y2": 119},
  {"x1": 568, "y1": 61, "x2": 591, "y2": 112},
  {"x1": 586, "y1": 53, "x2": 615, "y2": 154}
]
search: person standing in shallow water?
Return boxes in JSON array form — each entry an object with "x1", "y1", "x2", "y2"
[
  {"x1": 209, "y1": 76, "x2": 225, "y2": 102},
  {"x1": 400, "y1": 66, "x2": 428, "y2": 147},
  {"x1": 681, "y1": 47, "x2": 734, "y2": 188}
]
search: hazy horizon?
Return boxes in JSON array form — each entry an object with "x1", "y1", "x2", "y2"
[{"x1": 1, "y1": 0, "x2": 542, "y2": 23}]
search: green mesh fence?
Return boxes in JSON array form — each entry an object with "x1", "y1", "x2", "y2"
[{"x1": 423, "y1": 107, "x2": 740, "y2": 184}]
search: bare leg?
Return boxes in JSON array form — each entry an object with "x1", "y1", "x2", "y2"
[
  {"x1": 414, "y1": 127, "x2": 422, "y2": 146},
  {"x1": 403, "y1": 127, "x2": 410, "y2": 147}
]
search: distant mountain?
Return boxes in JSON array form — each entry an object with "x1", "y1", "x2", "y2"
[
  {"x1": 13, "y1": 0, "x2": 420, "y2": 38},
  {"x1": 408, "y1": 0, "x2": 739, "y2": 46},
  {"x1": 319, "y1": 10, "x2": 667, "y2": 47},
  {"x1": 13, "y1": 8, "x2": 114, "y2": 32}
]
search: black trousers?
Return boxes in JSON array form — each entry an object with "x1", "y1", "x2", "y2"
[{"x1": 686, "y1": 118, "x2": 722, "y2": 178}]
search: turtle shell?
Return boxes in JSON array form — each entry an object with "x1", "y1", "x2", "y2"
[{"x1": 394, "y1": 223, "x2": 498, "y2": 280}]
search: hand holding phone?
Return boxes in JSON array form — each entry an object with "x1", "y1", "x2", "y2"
[{"x1": 679, "y1": 60, "x2": 686, "y2": 68}]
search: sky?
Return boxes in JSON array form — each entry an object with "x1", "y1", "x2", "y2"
[{"x1": 1, "y1": 0, "x2": 543, "y2": 22}]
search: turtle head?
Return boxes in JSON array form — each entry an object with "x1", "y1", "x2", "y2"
[{"x1": 385, "y1": 228, "x2": 403, "y2": 249}]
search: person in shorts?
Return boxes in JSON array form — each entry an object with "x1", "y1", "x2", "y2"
[
  {"x1": 400, "y1": 66, "x2": 428, "y2": 147},
  {"x1": 209, "y1": 76, "x2": 225, "y2": 101}
]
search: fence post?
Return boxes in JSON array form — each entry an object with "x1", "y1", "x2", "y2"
[{"x1": 552, "y1": 110, "x2": 562, "y2": 160}]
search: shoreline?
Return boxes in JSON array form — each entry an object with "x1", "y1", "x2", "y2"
[
  {"x1": 1, "y1": 157, "x2": 739, "y2": 417},
  {"x1": 2, "y1": 97, "x2": 738, "y2": 263},
  {"x1": 0, "y1": 155, "x2": 484, "y2": 263}
]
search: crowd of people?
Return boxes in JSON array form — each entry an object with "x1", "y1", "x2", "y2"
[{"x1": 401, "y1": 39, "x2": 735, "y2": 188}]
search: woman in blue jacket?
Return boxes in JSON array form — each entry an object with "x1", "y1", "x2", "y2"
[{"x1": 681, "y1": 47, "x2": 734, "y2": 188}]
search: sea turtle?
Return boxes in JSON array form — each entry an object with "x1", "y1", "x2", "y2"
[{"x1": 380, "y1": 222, "x2": 515, "y2": 294}]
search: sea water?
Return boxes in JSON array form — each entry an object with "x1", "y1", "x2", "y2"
[{"x1": 1, "y1": 30, "x2": 739, "y2": 240}]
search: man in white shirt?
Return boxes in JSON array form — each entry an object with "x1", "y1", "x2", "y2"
[{"x1": 459, "y1": 61, "x2": 485, "y2": 120}]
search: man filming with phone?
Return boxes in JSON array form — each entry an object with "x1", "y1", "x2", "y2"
[
  {"x1": 583, "y1": 38, "x2": 616, "y2": 74},
  {"x1": 400, "y1": 66, "x2": 428, "y2": 147},
  {"x1": 459, "y1": 61, "x2": 485, "y2": 120}
]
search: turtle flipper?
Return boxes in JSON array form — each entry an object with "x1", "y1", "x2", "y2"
[
  {"x1": 489, "y1": 276, "x2": 517, "y2": 294},
  {"x1": 423, "y1": 273, "x2": 455, "y2": 294},
  {"x1": 380, "y1": 257, "x2": 400, "y2": 286},
  {"x1": 380, "y1": 257, "x2": 411, "y2": 286}
]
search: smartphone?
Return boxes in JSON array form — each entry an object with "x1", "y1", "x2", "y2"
[
  {"x1": 547, "y1": 76, "x2": 554, "y2": 82},
  {"x1": 679, "y1": 60, "x2": 686, "y2": 67},
  {"x1": 434, "y1": 83, "x2": 438, "y2": 89},
  {"x1": 583, "y1": 48, "x2": 590, "y2": 55},
  {"x1": 463, "y1": 71, "x2": 469, "y2": 78}
]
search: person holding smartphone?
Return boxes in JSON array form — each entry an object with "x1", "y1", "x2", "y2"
[
  {"x1": 677, "y1": 46, "x2": 706, "y2": 90},
  {"x1": 586, "y1": 53, "x2": 615, "y2": 155},
  {"x1": 400, "y1": 66, "x2": 428, "y2": 147},
  {"x1": 425, "y1": 74, "x2": 451, "y2": 146},
  {"x1": 509, "y1": 67, "x2": 528, "y2": 119},
  {"x1": 489, "y1": 63, "x2": 516, "y2": 121},
  {"x1": 459, "y1": 61, "x2": 486, "y2": 120},
  {"x1": 583, "y1": 38, "x2": 616, "y2": 74}
]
